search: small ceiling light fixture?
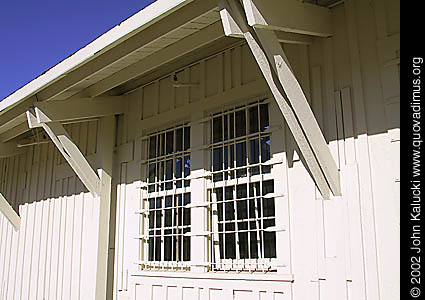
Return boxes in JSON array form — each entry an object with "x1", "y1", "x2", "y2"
[{"x1": 172, "y1": 73, "x2": 199, "y2": 88}]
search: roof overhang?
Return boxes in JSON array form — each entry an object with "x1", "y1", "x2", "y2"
[{"x1": 0, "y1": 0, "x2": 338, "y2": 143}]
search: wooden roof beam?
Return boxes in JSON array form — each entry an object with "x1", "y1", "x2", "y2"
[
  {"x1": 34, "y1": 96, "x2": 125, "y2": 124},
  {"x1": 242, "y1": 0, "x2": 332, "y2": 37}
]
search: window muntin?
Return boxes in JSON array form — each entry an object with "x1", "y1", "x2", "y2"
[
  {"x1": 214, "y1": 180, "x2": 276, "y2": 261},
  {"x1": 142, "y1": 124, "x2": 191, "y2": 270},
  {"x1": 147, "y1": 125, "x2": 190, "y2": 193},
  {"x1": 211, "y1": 102, "x2": 271, "y2": 182},
  {"x1": 208, "y1": 101, "x2": 278, "y2": 272}
]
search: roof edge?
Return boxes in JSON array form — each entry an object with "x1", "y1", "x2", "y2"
[{"x1": 0, "y1": 0, "x2": 194, "y2": 115}]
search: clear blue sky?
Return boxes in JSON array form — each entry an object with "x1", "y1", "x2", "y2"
[{"x1": 0, "y1": 0, "x2": 155, "y2": 101}]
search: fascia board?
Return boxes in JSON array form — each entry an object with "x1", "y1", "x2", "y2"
[{"x1": 0, "y1": 0, "x2": 194, "y2": 116}]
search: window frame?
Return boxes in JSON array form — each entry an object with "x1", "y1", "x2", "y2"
[
  {"x1": 139, "y1": 123, "x2": 193, "y2": 271},
  {"x1": 206, "y1": 99, "x2": 285, "y2": 272},
  {"x1": 136, "y1": 97, "x2": 288, "y2": 274}
]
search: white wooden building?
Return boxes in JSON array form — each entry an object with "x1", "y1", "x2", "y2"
[{"x1": 0, "y1": 0, "x2": 400, "y2": 299}]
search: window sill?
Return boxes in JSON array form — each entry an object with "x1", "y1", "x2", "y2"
[{"x1": 131, "y1": 271, "x2": 294, "y2": 282}]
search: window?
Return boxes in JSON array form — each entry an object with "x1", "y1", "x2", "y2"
[
  {"x1": 137, "y1": 100, "x2": 284, "y2": 273},
  {"x1": 208, "y1": 101, "x2": 278, "y2": 271},
  {"x1": 141, "y1": 124, "x2": 191, "y2": 270}
]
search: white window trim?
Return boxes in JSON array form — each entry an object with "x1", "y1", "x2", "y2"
[{"x1": 136, "y1": 97, "x2": 290, "y2": 275}]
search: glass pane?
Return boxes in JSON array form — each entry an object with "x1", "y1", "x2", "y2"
[
  {"x1": 224, "y1": 114, "x2": 229, "y2": 141},
  {"x1": 160, "y1": 133, "x2": 165, "y2": 156},
  {"x1": 229, "y1": 113, "x2": 235, "y2": 139},
  {"x1": 249, "y1": 199, "x2": 256, "y2": 219},
  {"x1": 155, "y1": 233, "x2": 162, "y2": 261},
  {"x1": 260, "y1": 103, "x2": 270, "y2": 132},
  {"x1": 183, "y1": 228, "x2": 191, "y2": 261},
  {"x1": 173, "y1": 233, "x2": 178, "y2": 261},
  {"x1": 249, "y1": 106, "x2": 259, "y2": 134},
  {"x1": 176, "y1": 128, "x2": 183, "y2": 152},
  {"x1": 264, "y1": 233, "x2": 276, "y2": 258},
  {"x1": 213, "y1": 148, "x2": 223, "y2": 171},
  {"x1": 158, "y1": 161, "x2": 165, "y2": 182},
  {"x1": 225, "y1": 202, "x2": 235, "y2": 221},
  {"x1": 235, "y1": 110, "x2": 246, "y2": 137},
  {"x1": 225, "y1": 186, "x2": 234, "y2": 221},
  {"x1": 213, "y1": 116, "x2": 223, "y2": 143},
  {"x1": 263, "y1": 198, "x2": 275, "y2": 218},
  {"x1": 166, "y1": 131, "x2": 174, "y2": 155},
  {"x1": 250, "y1": 139, "x2": 260, "y2": 164},
  {"x1": 261, "y1": 136, "x2": 271, "y2": 173},
  {"x1": 224, "y1": 146, "x2": 229, "y2": 180},
  {"x1": 149, "y1": 198, "x2": 155, "y2": 209},
  {"x1": 249, "y1": 231, "x2": 258, "y2": 259},
  {"x1": 148, "y1": 163, "x2": 156, "y2": 183},
  {"x1": 149, "y1": 212, "x2": 154, "y2": 229},
  {"x1": 149, "y1": 136, "x2": 157, "y2": 159},
  {"x1": 178, "y1": 207, "x2": 183, "y2": 226},
  {"x1": 225, "y1": 186, "x2": 233, "y2": 200},
  {"x1": 225, "y1": 223, "x2": 236, "y2": 259},
  {"x1": 184, "y1": 127, "x2": 190, "y2": 151},
  {"x1": 219, "y1": 232, "x2": 224, "y2": 259},
  {"x1": 236, "y1": 142, "x2": 247, "y2": 178},
  {"x1": 237, "y1": 184, "x2": 248, "y2": 220},
  {"x1": 215, "y1": 188, "x2": 224, "y2": 222},
  {"x1": 229, "y1": 144, "x2": 235, "y2": 179},
  {"x1": 155, "y1": 211, "x2": 162, "y2": 228},
  {"x1": 236, "y1": 183, "x2": 247, "y2": 198},
  {"x1": 184, "y1": 156, "x2": 190, "y2": 178},
  {"x1": 165, "y1": 159, "x2": 173, "y2": 178},
  {"x1": 238, "y1": 231, "x2": 249, "y2": 259},
  {"x1": 263, "y1": 180, "x2": 274, "y2": 195},
  {"x1": 237, "y1": 201, "x2": 247, "y2": 220},
  {"x1": 183, "y1": 193, "x2": 191, "y2": 226},
  {"x1": 164, "y1": 230, "x2": 172, "y2": 261},
  {"x1": 261, "y1": 136, "x2": 271, "y2": 163},
  {"x1": 165, "y1": 196, "x2": 173, "y2": 227},
  {"x1": 176, "y1": 157, "x2": 182, "y2": 179},
  {"x1": 149, "y1": 236, "x2": 154, "y2": 261}
]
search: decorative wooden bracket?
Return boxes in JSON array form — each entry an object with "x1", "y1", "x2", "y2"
[
  {"x1": 26, "y1": 108, "x2": 102, "y2": 197},
  {"x1": 0, "y1": 192, "x2": 20, "y2": 231},
  {"x1": 219, "y1": 0, "x2": 341, "y2": 199}
]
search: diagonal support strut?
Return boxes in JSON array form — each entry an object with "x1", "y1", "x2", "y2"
[
  {"x1": 219, "y1": 0, "x2": 341, "y2": 199},
  {"x1": 26, "y1": 108, "x2": 102, "y2": 197}
]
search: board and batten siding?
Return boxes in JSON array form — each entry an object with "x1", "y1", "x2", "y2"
[
  {"x1": 0, "y1": 0, "x2": 399, "y2": 299},
  {"x1": 0, "y1": 121, "x2": 101, "y2": 300}
]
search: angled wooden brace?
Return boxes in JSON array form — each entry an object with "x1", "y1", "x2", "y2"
[
  {"x1": 0, "y1": 192, "x2": 20, "y2": 231},
  {"x1": 26, "y1": 108, "x2": 102, "y2": 197},
  {"x1": 220, "y1": 0, "x2": 341, "y2": 198},
  {"x1": 27, "y1": 106, "x2": 117, "y2": 300}
]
